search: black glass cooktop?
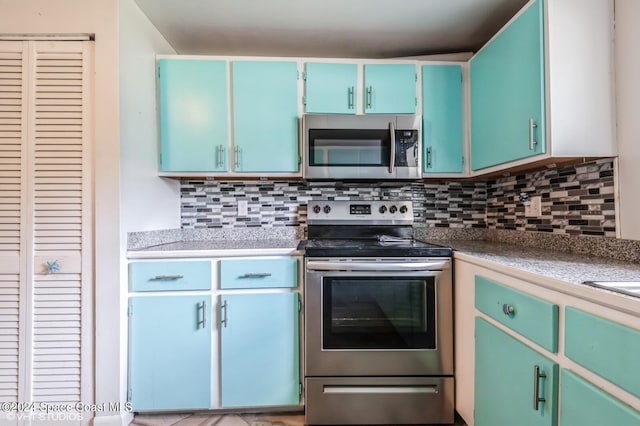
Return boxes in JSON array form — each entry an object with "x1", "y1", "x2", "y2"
[{"x1": 298, "y1": 238, "x2": 452, "y2": 258}]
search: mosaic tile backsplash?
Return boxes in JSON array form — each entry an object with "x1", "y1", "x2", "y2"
[
  {"x1": 486, "y1": 158, "x2": 616, "y2": 237},
  {"x1": 181, "y1": 181, "x2": 487, "y2": 229},
  {"x1": 180, "y1": 158, "x2": 616, "y2": 237}
]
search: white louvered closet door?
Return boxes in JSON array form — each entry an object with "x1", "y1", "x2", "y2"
[
  {"x1": 0, "y1": 39, "x2": 93, "y2": 420},
  {"x1": 0, "y1": 41, "x2": 27, "y2": 407}
]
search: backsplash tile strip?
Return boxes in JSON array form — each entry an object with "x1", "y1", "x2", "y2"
[
  {"x1": 180, "y1": 181, "x2": 487, "y2": 230},
  {"x1": 486, "y1": 158, "x2": 616, "y2": 237},
  {"x1": 179, "y1": 158, "x2": 616, "y2": 238}
]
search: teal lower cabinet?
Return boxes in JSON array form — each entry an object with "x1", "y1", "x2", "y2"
[
  {"x1": 560, "y1": 369, "x2": 640, "y2": 426},
  {"x1": 564, "y1": 307, "x2": 640, "y2": 399},
  {"x1": 129, "y1": 295, "x2": 212, "y2": 411},
  {"x1": 475, "y1": 317, "x2": 558, "y2": 426},
  {"x1": 220, "y1": 292, "x2": 300, "y2": 407}
]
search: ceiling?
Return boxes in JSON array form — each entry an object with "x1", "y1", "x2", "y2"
[{"x1": 133, "y1": 0, "x2": 530, "y2": 59}]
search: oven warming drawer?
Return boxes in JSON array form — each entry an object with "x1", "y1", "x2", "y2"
[{"x1": 305, "y1": 376, "x2": 454, "y2": 425}]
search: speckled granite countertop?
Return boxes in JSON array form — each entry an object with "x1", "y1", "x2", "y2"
[
  {"x1": 127, "y1": 239, "x2": 301, "y2": 259},
  {"x1": 429, "y1": 239, "x2": 640, "y2": 285},
  {"x1": 423, "y1": 239, "x2": 640, "y2": 312}
]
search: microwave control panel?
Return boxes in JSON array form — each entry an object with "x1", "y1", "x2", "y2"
[{"x1": 395, "y1": 130, "x2": 419, "y2": 167}]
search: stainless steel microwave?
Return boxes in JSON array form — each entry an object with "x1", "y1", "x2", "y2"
[{"x1": 302, "y1": 114, "x2": 421, "y2": 180}]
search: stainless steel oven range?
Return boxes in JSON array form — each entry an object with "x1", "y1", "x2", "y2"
[{"x1": 300, "y1": 200, "x2": 454, "y2": 425}]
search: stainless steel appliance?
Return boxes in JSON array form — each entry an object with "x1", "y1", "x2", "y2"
[
  {"x1": 300, "y1": 200, "x2": 454, "y2": 425},
  {"x1": 302, "y1": 114, "x2": 421, "y2": 180}
]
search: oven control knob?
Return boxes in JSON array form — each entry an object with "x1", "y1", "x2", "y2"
[
  {"x1": 379, "y1": 205, "x2": 387, "y2": 214},
  {"x1": 323, "y1": 205, "x2": 332, "y2": 214},
  {"x1": 389, "y1": 205, "x2": 398, "y2": 214},
  {"x1": 399, "y1": 205, "x2": 408, "y2": 214},
  {"x1": 312, "y1": 205, "x2": 321, "y2": 214}
]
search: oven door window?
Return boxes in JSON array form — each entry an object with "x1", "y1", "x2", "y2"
[
  {"x1": 322, "y1": 277, "x2": 436, "y2": 350},
  {"x1": 308, "y1": 129, "x2": 390, "y2": 167}
]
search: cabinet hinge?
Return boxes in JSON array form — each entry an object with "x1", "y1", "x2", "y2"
[
  {"x1": 302, "y1": 71, "x2": 307, "y2": 81},
  {"x1": 299, "y1": 382, "x2": 303, "y2": 396},
  {"x1": 127, "y1": 388, "x2": 132, "y2": 401},
  {"x1": 128, "y1": 303, "x2": 133, "y2": 317},
  {"x1": 415, "y1": 72, "x2": 418, "y2": 82},
  {"x1": 298, "y1": 156, "x2": 302, "y2": 166},
  {"x1": 302, "y1": 96, "x2": 307, "y2": 106},
  {"x1": 157, "y1": 67, "x2": 160, "y2": 79},
  {"x1": 298, "y1": 299, "x2": 302, "y2": 312},
  {"x1": 462, "y1": 155, "x2": 465, "y2": 165}
]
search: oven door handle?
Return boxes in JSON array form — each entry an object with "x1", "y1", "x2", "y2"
[{"x1": 306, "y1": 260, "x2": 449, "y2": 272}]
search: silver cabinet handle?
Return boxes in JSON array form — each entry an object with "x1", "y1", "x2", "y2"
[
  {"x1": 220, "y1": 300, "x2": 228, "y2": 328},
  {"x1": 389, "y1": 121, "x2": 395, "y2": 174},
  {"x1": 217, "y1": 144, "x2": 224, "y2": 168},
  {"x1": 529, "y1": 119, "x2": 538, "y2": 150},
  {"x1": 348, "y1": 86, "x2": 354, "y2": 110},
  {"x1": 233, "y1": 146, "x2": 239, "y2": 169},
  {"x1": 502, "y1": 303, "x2": 515, "y2": 317},
  {"x1": 198, "y1": 300, "x2": 207, "y2": 329},
  {"x1": 426, "y1": 147, "x2": 433, "y2": 169},
  {"x1": 151, "y1": 275, "x2": 184, "y2": 281},
  {"x1": 239, "y1": 272, "x2": 272, "y2": 278},
  {"x1": 366, "y1": 86, "x2": 373, "y2": 109},
  {"x1": 533, "y1": 365, "x2": 547, "y2": 411}
]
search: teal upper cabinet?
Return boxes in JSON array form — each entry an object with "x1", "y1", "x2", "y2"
[
  {"x1": 470, "y1": 0, "x2": 545, "y2": 171},
  {"x1": 304, "y1": 62, "x2": 358, "y2": 114},
  {"x1": 158, "y1": 59, "x2": 229, "y2": 172},
  {"x1": 220, "y1": 293, "x2": 300, "y2": 407},
  {"x1": 232, "y1": 61, "x2": 299, "y2": 173},
  {"x1": 129, "y1": 295, "x2": 212, "y2": 410},
  {"x1": 364, "y1": 64, "x2": 417, "y2": 114},
  {"x1": 422, "y1": 65, "x2": 464, "y2": 174},
  {"x1": 469, "y1": 0, "x2": 615, "y2": 174},
  {"x1": 475, "y1": 317, "x2": 558, "y2": 426}
]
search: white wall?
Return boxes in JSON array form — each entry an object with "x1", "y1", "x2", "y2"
[
  {"x1": 0, "y1": 1, "x2": 121, "y2": 424},
  {"x1": 615, "y1": 0, "x2": 640, "y2": 240},
  {"x1": 119, "y1": 0, "x2": 179, "y2": 234}
]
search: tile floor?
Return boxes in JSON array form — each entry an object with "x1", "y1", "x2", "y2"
[{"x1": 131, "y1": 412, "x2": 467, "y2": 426}]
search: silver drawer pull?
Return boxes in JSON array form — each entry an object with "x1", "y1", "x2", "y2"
[
  {"x1": 324, "y1": 385, "x2": 437, "y2": 395},
  {"x1": 239, "y1": 273, "x2": 272, "y2": 279},
  {"x1": 502, "y1": 304, "x2": 515, "y2": 317},
  {"x1": 151, "y1": 274, "x2": 184, "y2": 281}
]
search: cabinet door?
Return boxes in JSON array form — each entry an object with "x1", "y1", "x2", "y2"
[
  {"x1": 129, "y1": 296, "x2": 211, "y2": 410},
  {"x1": 232, "y1": 61, "x2": 299, "y2": 172},
  {"x1": 422, "y1": 65, "x2": 464, "y2": 174},
  {"x1": 475, "y1": 317, "x2": 558, "y2": 426},
  {"x1": 220, "y1": 293, "x2": 299, "y2": 407},
  {"x1": 158, "y1": 59, "x2": 229, "y2": 172},
  {"x1": 305, "y1": 62, "x2": 357, "y2": 114},
  {"x1": 364, "y1": 64, "x2": 417, "y2": 114},
  {"x1": 560, "y1": 369, "x2": 640, "y2": 426},
  {"x1": 470, "y1": 0, "x2": 546, "y2": 171}
]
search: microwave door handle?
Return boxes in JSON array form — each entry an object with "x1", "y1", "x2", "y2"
[{"x1": 389, "y1": 121, "x2": 395, "y2": 174}]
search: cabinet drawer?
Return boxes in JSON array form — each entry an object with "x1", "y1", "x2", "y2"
[
  {"x1": 560, "y1": 369, "x2": 640, "y2": 425},
  {"x1": 565, "y1": 307, "x2": 640, "y2": 398},
  {"x1": 220, "y1": 257, "x2": 298, "y2": 289},
  {"x1": 475, "y1": 275, "x2": 558, "y2": 352},
  {"x1": 129, "y1": 261, "x2": 211, "y2": 292}
]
